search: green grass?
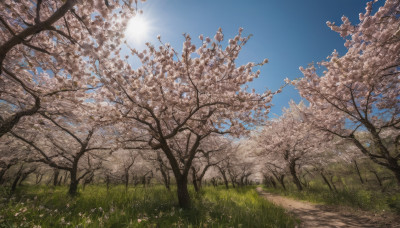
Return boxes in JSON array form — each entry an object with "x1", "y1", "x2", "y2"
[
  {"x1": 0, "y1": 185, "x2": 298, "y2": 228},
  {"x1": 263, "y1": 185, "x2": 400, "y2": 213}
]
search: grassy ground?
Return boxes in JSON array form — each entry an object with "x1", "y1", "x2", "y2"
[
  {"x1": 263, "y1": 184, "x2": 400, "y2": 213},
  {"x1": 0, "y1": 185, "x2": 298, "y2": 228}
]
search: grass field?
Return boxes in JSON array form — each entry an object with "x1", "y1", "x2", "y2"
[{"x1": 0, "y1": 185, "x2": 298, "y2": 228}]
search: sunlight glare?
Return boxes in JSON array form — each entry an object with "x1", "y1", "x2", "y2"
[{"x1": 125, "y1": 15, "x2": 150, "y2": 44}]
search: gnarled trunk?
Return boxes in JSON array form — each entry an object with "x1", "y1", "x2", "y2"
[
  {"x1": 11, "y1": 173, "x2": 22, "y2": 193},
  {"x1": 68, "y1": 169, "x2": 78, "y2": 196},
  {"x1": 11, "y1": 165, "x2": 24, "y2": 193},
  {"x1": 18, "y1": 167, "x2": 36, "y2": 186},
  {"x1": 176, "y1": 176, "x2": 190, "y2": 209},
  {"x1": 289, "y1": 161, "x2": 302, "y2": 191},
  {"x1": 158, "y1": 133, "x2": 201, "y2": 209},
  {"x1": 320, "y1": 172, "x2": 333, "y2": 191}
]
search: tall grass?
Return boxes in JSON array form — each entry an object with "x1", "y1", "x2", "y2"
[{"x1": 0, "y1": 185, "x2": 298, "y2": 227}]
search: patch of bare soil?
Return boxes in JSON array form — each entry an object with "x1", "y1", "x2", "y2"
[{"x1": 256, "y1": 187, "x2": 400, "y2": 228}]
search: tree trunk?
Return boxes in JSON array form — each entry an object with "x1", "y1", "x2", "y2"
[
  {"x1": 124, "y1": 171, "x2": 129, "y2": 192},
  {"x1": 330, "y1": 175, "x2": 337, "y2": 192},
  {"x1": 176, "y1": 177, "x2": 190, "y2": 209},
  {"x1": 350, "y1": 133, "x2": 400, "y2": 186},
  {"x1": 211, "y1": 178, "x2": 218, "y2": 187},
  {"x1": 320, "y1": 172, "x2": 333, "y2": 191},
  {"x1": 159, "y1": 138, "x2": 201, "y2": 209},
  {"x1": 35, "y1": 173, "x2": 43, "y2": 185},
  {"x1": 279, "y1": 175, "x2": 286, "y2": 190},
  {"x1": 271, "y1": 171, "x2": 286, "y2": 190},
  {"x1": 219, "y1": 169, "x2": 229, "y2": 189},
  {"x1": 239, "y1": 175, "x2": 245, "y2": 186},
  {"x1": 11, "y1": 173, "x2": 21, "y2": 193},
  {"x1": 68, "y1": 169, "x2": 78, "y2": 196},
  {"x1": 160, "y1": 168, "x2": 170, "y2": 190},
  {"x1": 393, "y1": 169, "x2": 400, "y2": 186},
  {"x1": 0, "y1": 166, "x2": 11, "y2": 185},
  {"x1": 269, "y1": 176, "x2": 277, "y2": 189},
  {"x1": 106, "y1": 175, "x2": 110, "y2": 191},
  {"x1": 230, "y1": 176, "x2": 236, "y2": 188},
  {"x1": 141, "y1": 174, "x2": 146, "y2": 188},
  {"x1": 45, "y1": 176, "x2": 52, "y2": 186},
  {"x1": 133, "y1": 175, "x2": 140, "y2": 186},
  {"x1": 383, "y1": 154, "x2": 400, "y2": 186},
  {"x1": 353, "y1": 159, "x2": 364, "y2": 184},
  {"x1": 18, "y1": 172, "x2": 30, "y2": 186},
  {"x1": 57, "y1": 176, "x2": 63, "y2": 186},
  {"x1": 197, "y1": 178, "x2": 203, "y2": 189},
  {"x1": 269, "y1": 177, "x2": 276, "y2": 189},
  {"x1": 53, "y1": 169, "x2": 60, "y2": 186},
  {"x1": 0, "y1": 168, "x2": 8, "y2": 185},
  {"x1": 370, "y1": 170, "x2": 382, "y2": 187},
  {"x1": 147, "y1": 174, "x2": 152, "y2": 186},
  {"x1": 289, "y1": 161, "x2": 302, "y2": 191},
  {"x1": 63, "y1": 171, "x2": 69, "y2": 185},
  {"x1": 191, "y1": 168, "x2": 199, "y2": 192},
  {"x1": 11, "y1": 165, "x2": 24, "y2": 192},
  {"x1": 300, "y1": 173, "x2": 309, "y2": 188}
]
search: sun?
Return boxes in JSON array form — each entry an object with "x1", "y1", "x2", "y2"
[{"x1": 125, "y1": 15, "x2": 150, "y2": 44}]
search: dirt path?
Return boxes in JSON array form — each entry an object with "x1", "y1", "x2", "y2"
[{"x1": 256, "y1": 187, "x2": 397, "y2": 228}]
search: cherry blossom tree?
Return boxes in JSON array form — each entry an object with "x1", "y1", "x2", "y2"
[
  {"x1": 264, "y1": 162, "x2": 287, "y2": 190},
  {"x1": 257, "y1": 101, "x2": 328, "y2": 191},
  {"x1": 0, "y1": 158, "x2": 17, "y2": 185},
  {"x1": 307, "y1": 145, "x2": 341, "y2": 192},
  {"x1": 0, "y1": 0, "x2": 137, "y2": 138},
  {"x1": 256, "y1": 144, "x2": 288, "y2": 190},
  {"x1": 106, "y1": 149, "x2": 140, "y2": 191},
  {"x1": 98, "y1": 28, "x2": 274, "y2": 208},
  {"x1": 10, "y1": 102, "x2": 115, "y2": 195},
  {"x1": 334, "y1": 138, "x2": 369, "y2": 185},
  {"x1": 9, "y1": 163, "x2": 37, "y2": 192},
  {"x1": 335, "y1": 134, "x2": 395, "y2": 188},
  {"x1": 215, "y1": 157, "x2": 233, "y2": 189},
  {"x1": 140, "y1": 150, "x2": 172, "y2": 190},
  {"x1": 296, "y1": 0, "x2": 400, "y2": 185},
  {"x1": 213, "y1": 140, "x2": 259, "y2": 188},
  {"x1": 190, "y1": 135, "x2": 229, "y2": 192}
]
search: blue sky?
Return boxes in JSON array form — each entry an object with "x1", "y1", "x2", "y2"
[{"x1": 126, "y1": 0, "x2": 382, "y2": 116}]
